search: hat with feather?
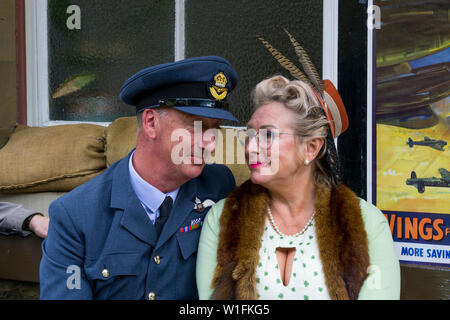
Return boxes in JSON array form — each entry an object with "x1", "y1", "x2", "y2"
[
  {"x1": 257, "y1": 30, "x2": 348, "y2": 138},
  {"x1": 257, "y1": 30, "x2": 349, "y2": 186}
]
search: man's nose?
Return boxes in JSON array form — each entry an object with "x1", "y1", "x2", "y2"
[
  {"x1": 202, "y1": 136, "x2": 216, "y2": 152},
  {"x1": 197, "y1": 130, "x2": 217, "y2": 152}
]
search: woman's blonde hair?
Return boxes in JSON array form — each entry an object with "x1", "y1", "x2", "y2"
[{"x1": 252, "y1": 75, "x2": 336, "y2": 187}]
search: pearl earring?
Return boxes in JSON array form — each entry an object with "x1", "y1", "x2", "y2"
[{"x1": 305, "y1": 159, "x2": 310, "y2": 165}]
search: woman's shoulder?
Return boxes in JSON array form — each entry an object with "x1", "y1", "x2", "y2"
[
  {"x1": 358, "y1": 198, "x2": 386, "y2": 223},
  {"x1": 357, "y1": 197, "x2": 391, "y2": 242},
  {"x1": 210, "y1": 198, "x2": 227, "y2": 214},
  {"x1": 333, "y1": 184, "x2": 389, "y2": 236},
  {"x1": 204, "y1": 198, "x2": 227, "y2": 226}
]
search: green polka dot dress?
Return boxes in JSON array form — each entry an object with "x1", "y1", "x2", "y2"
[{"x1": 256, "y1": 217, "x2": 330, "y2": 300}]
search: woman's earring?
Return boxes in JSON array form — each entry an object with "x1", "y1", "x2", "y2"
[{"x1": 304, "y1": 159, "x2": 310, "y2": 165}]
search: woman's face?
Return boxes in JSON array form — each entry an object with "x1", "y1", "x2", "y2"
[{"x1": 245, "y1": 101, "x2": 305, "y2": 187}]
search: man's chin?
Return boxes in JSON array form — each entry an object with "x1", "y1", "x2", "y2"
[
  {"x1": 189, "y1": 156, "x2": 206, "y2": 166},
  {"x1": 180, "y1": 159, "x2": 206, "y2": 179}
]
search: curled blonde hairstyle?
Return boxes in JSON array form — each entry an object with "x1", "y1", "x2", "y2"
[{"x1": 252, "y1": 75, "x2": 335, "y2": 187}]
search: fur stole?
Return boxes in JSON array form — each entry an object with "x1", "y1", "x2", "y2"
[{"x1": 210, "y1": 180, "x2": 370, "y2": 300}]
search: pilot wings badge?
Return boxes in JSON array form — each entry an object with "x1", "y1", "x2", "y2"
[{"x1": 194, "y1": 197, "x2": 215, "y2": 212}]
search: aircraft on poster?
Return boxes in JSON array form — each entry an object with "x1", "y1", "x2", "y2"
[
  {"x1": 406, "y1": 168, "x2": 450, "y2": 193},
  {"x1": 407, "y1": 137, "x2": 447, "y2": 151}
]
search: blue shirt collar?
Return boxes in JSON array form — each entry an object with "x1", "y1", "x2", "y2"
[{"x1": 128, "y1": 151, "x2": 179, "y2": 214}]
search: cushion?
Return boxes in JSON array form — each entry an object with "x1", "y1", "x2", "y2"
[
  {"x1": 105, "y1": 117, "x2": 138, "y2": 167},
  {"x1": 0, "y1": 124, "x2": 106, "y2": 193}
]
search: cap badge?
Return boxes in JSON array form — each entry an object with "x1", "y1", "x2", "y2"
[{"x1": 208, "y1": 72, "x2": 228, "y2": 100}]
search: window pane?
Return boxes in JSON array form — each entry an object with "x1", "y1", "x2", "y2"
[
  {"x1": 186, "y1": 0, "x2": 323, "y2": 126},
  {"x1": 48, "y1": 0, "x2": 175, "y2": 122}
]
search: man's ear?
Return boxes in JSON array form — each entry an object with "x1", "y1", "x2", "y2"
[
  {"x1": 141, "y1": 109, "x2": 159, "y2": 139},
  {"x1": 305, "y1": 137, "x2": 325, "y2": 162}
]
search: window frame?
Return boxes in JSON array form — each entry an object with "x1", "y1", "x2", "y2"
[
  {"x1": 24, "y1": 0, "x2": 339, "y2": 127},
  {"x1": 367, "y1": 0, "x2": 375, "y2": 204}
]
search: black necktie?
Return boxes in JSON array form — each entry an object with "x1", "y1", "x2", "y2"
[{"x1": 155, "y1": 196, "x2": 173, "y2": 237}]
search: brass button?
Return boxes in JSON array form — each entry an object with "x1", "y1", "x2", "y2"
[
  {"x1": 148, "y1": 292, "x2": 156, "y2": 300},
  {"x1": 101, "y1": 269, "x2": 109, "y2": 278},
  {"x1": 154, "y1": 255, "x2": 161, "y2": 265}
]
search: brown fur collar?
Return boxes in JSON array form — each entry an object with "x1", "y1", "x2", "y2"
[{"x1": 211, "y1": 180, "x2": 370, "y2": 300}]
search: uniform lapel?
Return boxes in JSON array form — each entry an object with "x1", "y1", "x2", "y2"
[
  {"x1": 110, "y1": 152, "x2": 157, "y2": 247},
  {"x1": 155, "y1": 178, "x2": 197, "y2": 250}
]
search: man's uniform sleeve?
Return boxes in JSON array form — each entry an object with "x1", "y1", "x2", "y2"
[{"x1": 40, "y1": 200, "x2": 93, "y2": 299}]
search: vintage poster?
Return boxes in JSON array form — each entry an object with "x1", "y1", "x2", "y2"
[{"x1": 375, "y1": 0, "x2": 449, "y2": 266}]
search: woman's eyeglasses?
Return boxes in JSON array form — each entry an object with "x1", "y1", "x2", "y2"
[{"x1": 236, "y1": 128, "x2": 297, "y2": 148}]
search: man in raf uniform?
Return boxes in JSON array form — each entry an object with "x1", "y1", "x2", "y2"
[{"x1": 40, "y1": 56, "x2": 239, "y2": 299}]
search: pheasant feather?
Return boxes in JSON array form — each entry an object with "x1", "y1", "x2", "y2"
[
  {"x1": 257, "y1": 35, "x2": 312, "y2": 86},
  {"x1": 284, "y1": 29, "x2": 323, "y2": 95}
]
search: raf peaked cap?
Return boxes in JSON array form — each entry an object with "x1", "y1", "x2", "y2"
[{"x1": 120, "y1": 56, "x2": 239, "y2": 121}]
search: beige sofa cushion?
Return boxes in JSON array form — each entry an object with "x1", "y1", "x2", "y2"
[
  {"x1": 105, "y1": 116, "x2": 138, "y2": 167},
  {"x1": 0, "y1": 124, "x2": 106, "y2": 193}
]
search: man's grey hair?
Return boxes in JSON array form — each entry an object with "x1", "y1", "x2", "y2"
[{"x1": 136, "y1": 107, "x2": 170, "y2": 130}]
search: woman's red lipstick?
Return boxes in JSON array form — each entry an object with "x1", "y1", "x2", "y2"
[{"x1": 250, "y1": 162, "x2": 263, "y2": 168}]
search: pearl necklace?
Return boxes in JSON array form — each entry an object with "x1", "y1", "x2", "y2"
[{"x1": 267, "y1": 206, "x2": 315, "y2": 237}]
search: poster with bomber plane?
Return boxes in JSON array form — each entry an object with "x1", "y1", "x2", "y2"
[{"x1": 374, "y1": 0, "x2": 449, "y2": 267}]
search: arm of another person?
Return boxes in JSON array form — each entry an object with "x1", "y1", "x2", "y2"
[
  {"x1": 0, "y1": 202, "x2": 47, "y2": 237},
  {"x1": 358, "y1": 199, "x2": 401, "y2": 300},
  {"x1": 27, "y1": 214, "x2": 49, "y2": 238},
  {"x1": 40, "y1": 200, "x2": 93, "y2": 299},
  {"x1": 196, "y1": 198, "x2": 226, "y2": 300}
]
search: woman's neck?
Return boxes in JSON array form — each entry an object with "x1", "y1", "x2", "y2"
[{"x1": 266, "y1": 170, "x2": 316, "y2": 219}]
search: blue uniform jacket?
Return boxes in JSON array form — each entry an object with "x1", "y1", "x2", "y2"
[{"x1": 39, "y1": 152, "x2": 236, "y2": 299}]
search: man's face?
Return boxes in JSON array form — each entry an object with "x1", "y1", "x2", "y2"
[{"x1": 157, "y1": 109, "x2": 221, "y2": 181}]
